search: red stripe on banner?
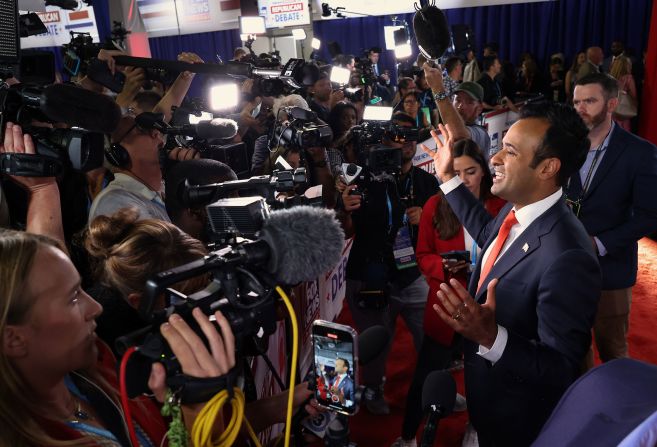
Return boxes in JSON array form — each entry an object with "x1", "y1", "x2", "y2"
[
  {"x1": 639, "y1": 0, "x2": 657, "y2": 145},
  {"x1": 220, "y1": 0, "x2": 240, "y2": 11},
  {"x1": 68, "y1": 10, "x2": 89, "y2": 21},
  {"x1": 142, "y1": 10, "x2": 170, "y2": 18}
]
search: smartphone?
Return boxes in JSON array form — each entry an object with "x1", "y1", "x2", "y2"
[
  {"x1": 312, "y1": 320, "x2": 359, "y2": 415},
  {"x1": 251, "y1": 101, "x2": 262, "y2": 118},
  {"x1": 439, "y1": 250, "x2": 470, "y2": 263}
]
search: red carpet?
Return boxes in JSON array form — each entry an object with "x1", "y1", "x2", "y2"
[{"x1": 334, "y1": 237, "x2": 657, "y2": 447}]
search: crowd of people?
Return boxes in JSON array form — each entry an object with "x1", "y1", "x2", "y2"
[{"x1": 0, "y1": 34, "x2": 656, "y2": 447}]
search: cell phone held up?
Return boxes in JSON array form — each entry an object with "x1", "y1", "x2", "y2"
[
  {"x1": 311, "y1": 320, "x2": 359, "y2": 415},
  {"x1": 439, "y1": 250, "x2": 470, "y2": 263}
]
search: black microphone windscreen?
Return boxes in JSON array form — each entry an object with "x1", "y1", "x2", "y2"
[
  {"x1": 42, "y1": 84, "x2": 122, "y2": 134},
  {"x1": 358, "y1": 325, "x2": 389, "y2": 365},
  {"x1": 422, "y1": 370, "x2": 457, "y2": 415},
  {"x1": 197, "y1": 118, "x2": 238, "y2": 140},
  {"x1": 345, "y1": 163, "x2": 358, "y2": 176},
  {"x1": 413, "y1": 5, "x2": 451, "y2": 61},
  {"x1": 259, "y1": 206, "x2": 345, "y2": 284}
]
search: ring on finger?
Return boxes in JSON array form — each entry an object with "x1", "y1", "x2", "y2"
[{"x1": 452, "y1": 310, "x2": 462, "y2": 321}]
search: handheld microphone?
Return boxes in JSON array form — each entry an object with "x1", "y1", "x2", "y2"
[
  {"x1": 41, "y1": 84, "x2": 122, "y2": 134},
  {"x1": 419, "y1": 371, "x2": 457, "y2": 447},
  {"x1": 413, "y1": 4, "x2": 451, "y2": 62},
  {"x1": 340, "y1": 163, "x2": 363, "y2": 185}
]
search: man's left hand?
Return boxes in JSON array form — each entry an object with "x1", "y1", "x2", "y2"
[
  {"x1": 433, "y1": 278, "x2": 499, "y2": 348},
  {"x1": 405, "y1": 206, "x2": 422, "y2": 225}
]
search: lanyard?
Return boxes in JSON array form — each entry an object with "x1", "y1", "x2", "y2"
[
  {"x1": 580, "y1": 146, "x2": 603, "y2": 197},
  {"x1": 64, "y1": 375, "x2": 153, "y2": 447}
]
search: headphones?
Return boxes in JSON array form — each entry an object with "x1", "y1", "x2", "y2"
[{"x1": 105, "y1": 123, "x2": 137, "y2": 168}]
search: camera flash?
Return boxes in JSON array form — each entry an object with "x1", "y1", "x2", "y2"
[
  {"x1": 209, "y1": 84, "x2": 239, "y2": 111},
  {"x1": 330, "y1": 66, "x2": 351, "y2": 85}
]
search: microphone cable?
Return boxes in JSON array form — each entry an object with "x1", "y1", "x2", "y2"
[{"x1": 275, "y1": 285, "x2": 299, "y2": 447}]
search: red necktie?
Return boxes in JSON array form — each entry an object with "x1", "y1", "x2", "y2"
[{"x1": 477, "y1": 210, "x2": 518, "y2": 293}]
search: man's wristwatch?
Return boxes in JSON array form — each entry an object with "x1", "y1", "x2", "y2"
[{"x1": 433, "y1": 90, "x2": 449, "y2": 102}]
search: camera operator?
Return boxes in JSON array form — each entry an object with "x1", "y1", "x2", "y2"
[
  {"x1": 340, "y1": 115, "x2": 439, "y2": 415},
  {"x1": 98, "y1": 50, "x2": 204, "y2": 123},
  {"x1": 308, "y1": 71, "x2": 345, "y2": 123},
  {"x1": 0, "y1": 229, "x2": 236, "y2": 446},
  {"x1": 251, "y1": 94, "x2": 309, "y2": 175},
  {"x1": 88, "y1": 115, "x2": 171, "y2": 223}
]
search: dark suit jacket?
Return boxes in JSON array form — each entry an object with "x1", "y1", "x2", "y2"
[
  {"x1": 532, "y1": 359, "x2": 657, "y2": 447},
  {"x1": 445, "y1": 185, "x2": 602, "y2": 446},
  {"x1": 565, "y1": 125, "x2": 657, "y2": 290},
  {"x1": 335, "y1": 374, "x2": 355, "y2": 404}
]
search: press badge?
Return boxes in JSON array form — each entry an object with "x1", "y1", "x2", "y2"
[{"x1": 393, "y1": 225, "x2": 417, "y2": 269}]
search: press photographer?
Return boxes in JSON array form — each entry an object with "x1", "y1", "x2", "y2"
[{"x1": 340, "y1": 113, "x2": 439, "y2": 415}]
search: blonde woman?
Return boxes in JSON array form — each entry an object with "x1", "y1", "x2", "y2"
[
  {"x1": 0, "y1": 230, "x2": 235, "y2": 446},
  {"x1": 609, "y1": 56, "x2": 637, "y2": 131}
]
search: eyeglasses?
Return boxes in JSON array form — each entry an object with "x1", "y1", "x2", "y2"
[{"x1": 403, "y1": 100, "x2": 418, "y2": 105}]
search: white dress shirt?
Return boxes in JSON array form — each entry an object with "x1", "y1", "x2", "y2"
[{"x1": 440, "y1": 176, "x2": 564, "y2": 363}]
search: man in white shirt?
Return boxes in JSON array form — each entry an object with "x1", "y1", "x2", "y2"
[
  {"x1": 420, "y1": 95, "x2": 601, "y2": 446},
  {"x1": 89, "y1": 115, "x2": 170, "y2": 222}
]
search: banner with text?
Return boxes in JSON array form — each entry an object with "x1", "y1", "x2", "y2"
[{"x1": 20, "y1": 5, "x2": 99, "y2": 49}]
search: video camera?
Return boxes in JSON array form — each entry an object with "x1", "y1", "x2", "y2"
[
  {"x1": 270, "y1": 106, "x2": 333, "y2": 150},
  {"x1": 0, "y1": 82, "x2": 120, "y2": 176},
  {"x1": 114, "y1": 204, "x2": 345, "y2": 402}
]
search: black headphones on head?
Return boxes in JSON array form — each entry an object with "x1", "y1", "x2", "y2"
[{"x1": 105, "y1": 123, "x2": 137, "y2": 168}]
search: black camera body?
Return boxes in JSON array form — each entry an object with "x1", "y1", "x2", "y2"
[
  {"x1": 0, "y1": 83, "x2": 107, "y2": 176},
  {"x1": 271, "y1": 106, "x2": 333, "y2": 150}
]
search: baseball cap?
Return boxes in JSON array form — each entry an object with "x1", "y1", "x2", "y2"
[{"x1": 453, "y1": 82, "x2": 484, "y2": 102}]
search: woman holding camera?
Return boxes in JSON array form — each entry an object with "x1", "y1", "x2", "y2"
[
  {"x1": 392, "y1": 139, "x2": 505, "y2": 447},
  {"x1": 84, "y1": 208, "x2": 319, "y2": 437},
  {"x1": 0, "y1": 229, "x2": 235, "y2": 447}
]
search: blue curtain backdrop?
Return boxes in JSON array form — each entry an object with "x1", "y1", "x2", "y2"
[
  {"x1": 310, "y1": 0, "x2": 653, "y2": 78},
  {"x1": 27, "y1": 0, "x2": 654, "y2": 88}
]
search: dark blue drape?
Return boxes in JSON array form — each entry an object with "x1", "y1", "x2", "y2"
[
  {"x1": 148, "y1": 29, "x2": 243, "y2": 97},
  {"x1": 313, "y1": 0, "x2": 653, "y2": 76},
  {"x1": 27, "y1": 0, "x2": 654, "y2": 90}
]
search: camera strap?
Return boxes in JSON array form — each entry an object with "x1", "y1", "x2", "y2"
[
  {"x1": 0, "y1": 153, "x2": 64, "y2": 177},
  {"x1": 166, "y1": 367, "x2": 239, "y2": 404}
]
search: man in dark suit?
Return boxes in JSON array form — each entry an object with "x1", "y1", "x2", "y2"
[
  {"x1": 330, "y1": 358, "x2": 355, "y2": 406},
  {"x1": 422, "y1": 66, "x2": 602, "y2": 446},
  {"x1": 571, "y1": 73, "x2": 657, "y2": 364}
]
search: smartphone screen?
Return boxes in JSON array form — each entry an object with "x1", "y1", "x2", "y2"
[{"x1": 312, "y1": 320, "x2": 359, "y2": 415}]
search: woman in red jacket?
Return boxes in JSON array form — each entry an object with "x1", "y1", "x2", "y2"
[{"x1": 392, "y1": 139, "x2": 505, "y2": 447}]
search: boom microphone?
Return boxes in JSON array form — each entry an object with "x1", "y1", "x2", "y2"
[
  {"x1": 256, "y1": 206, "x2": 345, "y2": 284},
  {"x1": 197, "y1": 118, "x2": 238, "y2": 140},
  {"x1": 419, "y1": 371, "x2": 457, "y2": 447},
  {"x1": 134, "y1": 113, "x2": 238, "y2": 140},
  {"x1": 413, "y1": 3, "x2": 451, "y2": 61},
  {"x1": 41, "y1": 84, "x2": 122, "y2": 134}
]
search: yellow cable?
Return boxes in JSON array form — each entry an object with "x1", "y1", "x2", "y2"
[
  {"x1": 275, "y1": 285, "x2": 298, "y2": 447},
  {"x1": 189, "y1": 285, "x2": 298, "y2": 447},
  {"x1": 190, "y1": 387, "x2": 262, "y2": 447}
]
